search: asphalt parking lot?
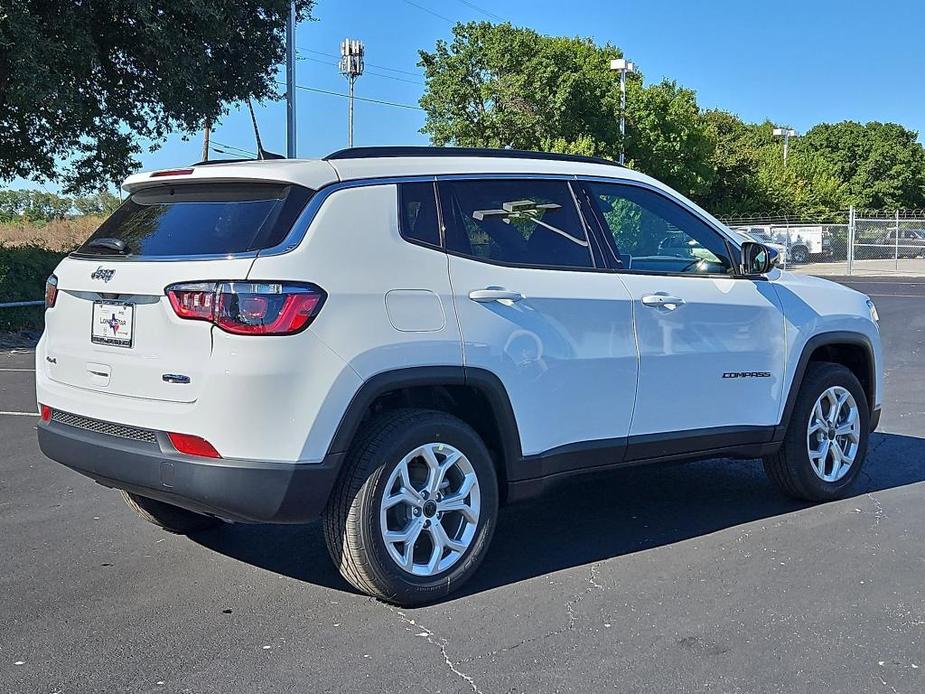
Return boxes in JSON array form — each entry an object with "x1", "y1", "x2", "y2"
[{"x1": 2, "y1": 277, "x2": 924, "y2": 694}]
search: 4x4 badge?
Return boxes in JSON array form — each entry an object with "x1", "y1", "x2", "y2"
[{"x1": 91, "y1": 266, "x2": 116, "y2": 283}]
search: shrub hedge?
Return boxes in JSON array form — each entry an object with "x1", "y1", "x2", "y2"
[{"x1": 0, "y1": 244, "x2": 68, "y2": 331}]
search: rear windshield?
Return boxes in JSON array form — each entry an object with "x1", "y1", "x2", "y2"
[{"x1": 74, "y1": 182, "x2": 313, "y2": 258}]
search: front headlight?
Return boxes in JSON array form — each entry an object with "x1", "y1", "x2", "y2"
[{"x1": 866, "y1": 298, "x2": 879, "y2": 324}]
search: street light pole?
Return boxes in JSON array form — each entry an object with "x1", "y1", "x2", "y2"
[
  {"x1": 773, "y1": 127, "x2": 798, "y2": 167},
  {"x1": 609, "y1": 58, "x2": 637, "y2": 165},
  {"x1": 285, "y1": 0, "x2": 297, "y2": 158}
]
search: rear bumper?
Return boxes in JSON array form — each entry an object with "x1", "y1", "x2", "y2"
[{"x1": 37, "y1": 419, "x2": 342, "y2": 523}]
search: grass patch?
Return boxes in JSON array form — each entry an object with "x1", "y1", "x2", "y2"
[{"x1": 0, "y1": 216, "x2": 101, "y2": 251}]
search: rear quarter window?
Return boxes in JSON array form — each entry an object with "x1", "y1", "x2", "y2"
[
  {"x1": 74, "y1": 183, "x2": 313, "y2": 258},
  {"x1": 399, "y1": 182, "x2": 441, "y2": 247}
]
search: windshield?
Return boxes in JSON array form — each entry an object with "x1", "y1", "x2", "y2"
[{"x1": 74, "y1": 182, "x2": 313, "y2": 258}]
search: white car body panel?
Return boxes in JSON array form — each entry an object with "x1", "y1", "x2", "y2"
[
  {"x1": 121, "y1": 159, "x2": 339, "y2": 193},
  {"x1": 37, "y1": 153, "x2": 882, "y2": 477},
  {"x1": 617, "y1": 273, "x2": 787, "y2": 434},
  {"x1": 447, "y1": 255, "x2": 637, "y2": 456},
  {"x1": 770, "y1": 270, "x2": 883, "y2": 413},
  {"x1": 246, "y1": 184, "x2": 463, "y2": 461}
]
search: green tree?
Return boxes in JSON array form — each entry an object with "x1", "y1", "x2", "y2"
[
  {"x1": 755, "y1": 146, "x2": 848, "y2": 219},
  {"x1": 73, "y1": 191, "x2": 122, "y2": 217},
  {"x1": 0, "y1": 189, "x2": 75, "y2": 222},
  {"x1": 418, "y1": 22, "x2": 715, "y2": 198},
  {"x1": 700, "y1": 111, "x2": 773, "y2": 214},
  {"x1": 625, "y1": 79, "x2": 714, "y2": 199},
  {"x1": 798, "y1": 121, "x2": 925, "y2": 210},
  {"x1": 419, "y1": 23, "x2": 620, "y2": 155},
  {"x1": 0, "y1": 1, "x2": 313, "y2": 193}
]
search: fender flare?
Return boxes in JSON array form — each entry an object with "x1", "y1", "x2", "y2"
[
  {"x1": 325, "y1": 365, "x2": 523, "y2": 479},
  {"x1": 774, "y1": 330, "x2": 876, "y2": 440}
]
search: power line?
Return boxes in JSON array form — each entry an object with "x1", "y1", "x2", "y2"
[
  {"x1": 365, "y1": 69, "x2": 423, "y2": 86},
  {"x1": 452, "y1": 0, "x2": 505, "y2": 21},
  {"x1": 284, "y1": 82, "x2": 424, "y2": 111},
  {"x1": 299, "y1": 55, "x2": 423, "y2": 85},
  {"x1": 401, "y1": 0, "x2": 455, "y2": 24},
  {"x1": 300, "y1": 55, "x2": 339, "y2": 67},
  {"x1": 298, "y1": 47, "x2": 422, "y2": 77}
]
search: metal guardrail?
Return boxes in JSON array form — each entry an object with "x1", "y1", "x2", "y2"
[{"x1": 0, "y1": 300, "x2": 43, "y2": 309}]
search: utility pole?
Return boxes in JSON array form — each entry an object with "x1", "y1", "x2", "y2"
[
  {"x1": 339, "y1": 39, "x2": 365, "y2": 147},
  {"x1": 773, "y1": 127, "x2": 798, "y2": 167},
  {"x1": 201, "y1": 119, "x2": 211, "y2": 161},
  {"x1": 609, "y1": 58, "x2": 637, "y2": 165},
  {"x1": 285, "y1": 0, "x2": 297, "y2": 158}
]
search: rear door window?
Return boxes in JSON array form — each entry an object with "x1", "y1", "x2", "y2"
[
  {"x1": 74, "y1": 183, "x2": 312, "y2": 258},
  {"x1": 438, "y1": 179, "x2": 593, "y2": 269}
]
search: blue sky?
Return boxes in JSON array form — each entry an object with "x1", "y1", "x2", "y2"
[{"x1": 20, "y1": 0, "x2": 925, "y2": 188}]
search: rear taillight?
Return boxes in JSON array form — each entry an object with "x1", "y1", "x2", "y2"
[
  {"x1": 166, "y1": 282, "x2": 215, "y2": 321},
  {"x1": 44, "y1": 275, "x2": 58, "y2": 309},
  {"x1": 166, "y1": 281, "x2": 325, "y2": 336},
  {"x1": 167, "y1": 432, "x2": 221, "y2": 458},
  {"x1": 39, "y1": 404, "x2": 52, "y2": 422}
]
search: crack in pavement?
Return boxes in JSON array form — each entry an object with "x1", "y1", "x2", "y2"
[
  {"x1": 588, "y1": 563, "x2": 606, "y2": 591},
  {"x1": 460, "y1": 562, "x2": 608, "y2": 666},
  {"x1": 866, "y1": 492, "x2": 887, "y2": 527},
  {"x1": 382, "y1": 603, "x2": 484, "y2": 693}
]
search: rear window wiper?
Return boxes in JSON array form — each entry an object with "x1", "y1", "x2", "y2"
[{"x1": 87, "y1": 237, "x2": 128, "y2": 254}]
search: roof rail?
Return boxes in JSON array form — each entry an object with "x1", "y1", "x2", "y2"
[{"x1": 323, "y1": 146, "x2": 623, "y2": 168}]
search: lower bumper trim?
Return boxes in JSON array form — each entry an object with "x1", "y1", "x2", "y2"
[{"x1": 37, "y1": 420, "x2": 341, "y2": 524}]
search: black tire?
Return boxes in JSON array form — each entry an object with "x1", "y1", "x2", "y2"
[
  {"x1": 763, "y1": 362, "x2": 869, "y2": 502},
  {"x1": 322, "y1": 409, "x2": 499, "y2": 606},
  {"x1": 790, "y1": 245, "x2": 809, "y2": 264},
  {"x1": 120, "y1": 491, "x2": 221, "y2": 534}
]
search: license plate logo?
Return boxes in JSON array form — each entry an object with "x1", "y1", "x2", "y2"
[{"x1": 91, "y1": 302, "x2": 134, "y2": 347}]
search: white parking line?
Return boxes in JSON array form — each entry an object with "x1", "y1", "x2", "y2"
[
  {"x1": 0, "y1": 368, "x2": 35, "y2": 372},
  {"x1": 0, "y1": 411, "x2": 37, "y2": 417}
]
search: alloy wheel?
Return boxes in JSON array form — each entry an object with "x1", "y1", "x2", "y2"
[
  {"x1": 379, "y1": 443, "x2": 481, "y2": 576},
  {"x1": 806, "y1": 385, "x2": 861, "y2": 482}
]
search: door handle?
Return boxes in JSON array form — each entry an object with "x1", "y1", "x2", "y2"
[
  {"x1": 641, "y1": 294, "x2": 685, "y2": 309},
  {"x1": 468, "y1": 288, "x2": 525, "y2": 303}
]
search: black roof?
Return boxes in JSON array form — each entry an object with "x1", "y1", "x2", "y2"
[{"x1": 323, "y1": 146, "x2": 623, "y2": 168}]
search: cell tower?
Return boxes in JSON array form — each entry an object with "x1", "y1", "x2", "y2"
[{"x1": 339, "y1": 39, "x2": 365, "y2": 147}]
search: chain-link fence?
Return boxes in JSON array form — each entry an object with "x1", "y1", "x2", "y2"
[
  {"x1": 720, "y1": 209, "x2": 925, "y2": 276},
  {"x1": 850, "y1": 210, "x2": 925, "y2": 274},
  {"x1": 721, "y1": 212, "x2": 848, "y2": 272}
]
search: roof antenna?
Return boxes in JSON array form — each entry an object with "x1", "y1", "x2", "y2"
[{"x1": 247, "y1": 99, "x2": 285, "y2": 160}]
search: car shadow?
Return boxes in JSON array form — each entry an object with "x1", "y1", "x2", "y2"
[{"x1": 190, "y1": 431, "x2": 925, "y2": 600}]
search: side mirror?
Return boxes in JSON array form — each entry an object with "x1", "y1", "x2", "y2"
[{"x1": 740, "y1": 241, "x2": 778, "y2": 275}]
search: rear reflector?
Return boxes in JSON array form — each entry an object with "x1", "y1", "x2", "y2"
[
  {"x1": 150, "y1": 168, "x2": 194, "y2": 177},
  {"x1": 167, "y1": 432, "x2": 222, "y2": 458},
  {"x1": 40, "y1": 404, "x2": 51, "y2": 422},
  {"x1": 166, "y1": 281, "x2": 326, "y2": 335}
]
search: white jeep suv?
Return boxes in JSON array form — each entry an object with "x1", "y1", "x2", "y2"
[{"x1": 36, "y1": 147, "x2": 882, "y2": 605}]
